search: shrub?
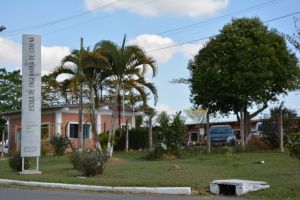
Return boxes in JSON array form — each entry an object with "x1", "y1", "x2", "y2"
[
  {"x1": 69, "y1": 151, "x2": 81, "y2": 169},
  {"x1": 75, "y1": 150, "x2": 109, "y2": 177},
  {"x1": 99, "y1": 133, "x2": 119, "y2": 151},
  {"x1": 41, "y1": 149, "x2": 49, "y2": 158},
  {"x1": 286, "y1": 133, "x2": 300, "y2": 165},
  {"x1": 146, "y1": 145, "x2": 164, "y2": 160},
  {"x1": 8, "y1": 151, "x2": 30, "y2": 171},
  {"x1": 50, "y1": 134, "x2": 73, "y2": 156},
  {"x1": 155, "y1": 112, "x2": 187, "y2": 156}
]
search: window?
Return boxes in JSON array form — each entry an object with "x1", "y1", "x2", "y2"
[
  {"x1": 69, "y1": 123, "x2": 90, "y2": 139},
  {"x1": 190, "y1": 132, "x2": 199, "y2": 142},
  {"x1": 41, "y1": 123, "x2": 50, "y2": 141},
  {"x1": 121, "y1": 124, "x2": 131, "y2": 130}
]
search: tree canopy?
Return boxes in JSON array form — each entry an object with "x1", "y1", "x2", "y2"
[{"x1": 189, "y1": 17, "x2": 300, "y2": 119}]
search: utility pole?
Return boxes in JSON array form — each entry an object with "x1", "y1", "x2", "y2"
[
  {"x1": 279, "y1": 101, "x2": 284, "y2": 152},
  {"x1": 206, "y1": 112, "x2": 210, "y2": 153},
  {"x1": 78, "y1": 38, "x2": 83, "y2": 151},
  {"x1": 0, "y1": 26, "x2": 6, "y2": 32}
]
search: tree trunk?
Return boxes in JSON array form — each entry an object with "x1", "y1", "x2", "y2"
[
  {"x1": 206, "y1": 112, "x2": 210, "y2": 153},
  {"x1": 107, "y1": 83, "x2": 119, "y2": 156},
  {"x1": 78, "y1": 82, "x2": 83, "y2": 150},
  {"x1": 90, "y1": 89, "x2": 102, "y2": 151},
  {"x1": 240, "y1": 106, "x2": 245, "y2": 151},
  {"x1": 279, "y1": 101, "x2": 284, "y2": 152},
  {"x1": 125, "y1": 117, "x2": 130, "y2": 152},
  {"x1": 149, "y1": 112, "x2": 155, "y2": 151}
]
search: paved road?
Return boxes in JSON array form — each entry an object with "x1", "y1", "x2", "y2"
[{"x1": 0, "y1": 187, "x2": 253, "y2": 200}]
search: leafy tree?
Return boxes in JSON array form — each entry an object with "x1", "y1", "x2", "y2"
[
  {"x1": 188, "y1": 17, "x2": 300, "y2": 138},
  {"x1": 284, "y1": 17, "x2": 300, "y2": 54},
  {"x1": 260, "y1": 107, "x2": 297, "y2": 148},
  {"x1": 156, "y1": 112, "x2": 187, "y2": 156},
  {"x1": 0, "y1": 68, "x2": 22, "y2": 141},
  {"x1": 184, "y1": 107, "x2": 207, "y2": 142}
]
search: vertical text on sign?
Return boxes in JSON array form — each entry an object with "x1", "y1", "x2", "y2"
[{"x1": 29, "y1": 37, "x2": 35, "y2": 111}]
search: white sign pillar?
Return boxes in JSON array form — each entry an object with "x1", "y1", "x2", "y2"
[{"x1": 21, "y1": 35, "x2": 42, "y2": 174}]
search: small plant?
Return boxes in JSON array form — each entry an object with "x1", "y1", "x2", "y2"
[
  {"x1": 69, "y1": 151, "x2": 81, "y2": 169},
  {"x1": 146, "y1": 144, "x2": 164, "y2": 160},
  {"x1": 41, "y1": 149, "x2": 49, "y2": 158},
  {"x1": 8, "y1": 151, "x2": 30, "y2": 171},
  {"x1": 221, "y1": 146, "x2": 234, "y2": 163},
  {"x1": 99, "y1": 133, "x2": 119, "y2": 151},
  {"x1": 286, "y1": 133, "x2": 300, "y2": 165},
  {"x1": 50, "y1": 134, "x2": 73, "y2": 156},
  {"x1": 75, "y1": 150, "x2": 109, "y2": 176}
]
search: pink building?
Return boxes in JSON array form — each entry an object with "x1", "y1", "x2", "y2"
[{"x1": 1, "y1": 104, "x2": 143, "y2": 152}]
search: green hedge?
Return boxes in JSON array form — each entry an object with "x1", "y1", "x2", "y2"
[{"x1": 113, "y1": 127, "x2": 149, "y2": 151}]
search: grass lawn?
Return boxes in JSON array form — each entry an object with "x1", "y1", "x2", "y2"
[{"x1": 0, "y1": 149, "x2": 299, "y2": 199}]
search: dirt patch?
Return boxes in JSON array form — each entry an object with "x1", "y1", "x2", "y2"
[
  {"x1": 39, "y1": 159, "x2": 47, "y2": 162},
  {"x1": 169, "y1": 165, "x2": 181, "y2": 170},
  {"x1": 292, "y1": 174, "x2": 299, "y2": 177},
  {"x1": 162, "y1": 154, "x2": 178, "y2": 160},
  {"x1": 107, "y1": 157, "x2": 126, "y2": 164}
]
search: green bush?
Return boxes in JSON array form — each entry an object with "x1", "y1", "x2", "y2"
[
  {"x1": 41, "y1": 149, "x2": 49, "y2": 158},
  {"x1": 8, "y1": 151, "x2": 30, "y2": 171},
  {"x1": 69, "y1": 151, "x2": 81, "y2": 169},
  {"x1": 99, "y1": 133, "x2": 119, "y2": 151},
  {"x1": 286, "y1": 133, "x2": 300, "y2": 165},
  {"x1": 146, "y1": 145, "x2": 164, "y2": 160},
  {"x1": 114, "y1": 128, "x2": 149, "y2": 151},
  {"x1": 155, "y1": 112, "x2": 187, "y2": 156},
  {"x1": 75, "y1": 150, "x2": 109, "y2": 177},
  {"x1": 50, "y1": 134, "x2": 73, "y2": 156}
]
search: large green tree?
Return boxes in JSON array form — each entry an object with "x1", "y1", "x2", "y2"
[
  {"x1": 188, "y1": 17, "x2": 300, "y2": 137},
  {"x1": 0, "y1": 68, "x2": 22, "y2": 142}
]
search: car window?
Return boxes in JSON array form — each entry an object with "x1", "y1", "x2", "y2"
[
  {"x1": 210, "y1": 127, "x2": 232, "y2": 134},
  {"x1": 4, "y1": 145, "x2": 8, "y2": 148}
]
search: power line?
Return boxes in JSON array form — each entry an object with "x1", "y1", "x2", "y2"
[
  {"x1": 116, "y1": 0, "x2": 285, "y2": 45},
  {"x1": 40, "y1": 11, "x2": 300, "y2": 68},
  {"x1": 0, "y1": 0, "x2": 124, "y2": 36},
  {"x1": 145, "y1": 11, "x2": 300, "y2": 53}
]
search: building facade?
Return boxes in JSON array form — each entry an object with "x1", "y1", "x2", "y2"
[{"x1": 1, "y1": 104, "x2": 142, "y2": 152}]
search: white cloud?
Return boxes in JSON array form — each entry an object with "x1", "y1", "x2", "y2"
[
  {"x1": 129, "y1": 34, "x2": 177, "y2": 63},
  {"x1": 154, "y1": 104, "x2": 178, "y2": 115},
  {"x1": 84, "y1": 0, "x2": 230, "y2": 18},
  {"x1": 129, "y1": 34, "x2": 205, "y2": 64},
  {"x1": 0, "y1": 37, "x2": 70, "y2": 77},
  {"x1": 180, "y1": 42, "x2": 204, "y2": 59}
]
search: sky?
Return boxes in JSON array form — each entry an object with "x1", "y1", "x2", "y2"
[{"x1": 1, "y1": 0, "x2": 300, "y2": 123}]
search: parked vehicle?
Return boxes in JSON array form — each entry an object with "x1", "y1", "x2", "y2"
[
  {"x1": 0, "y1": 145, "x2": 8, "y2": 154},
  {"x1": 205, "y1": 125, "x2": 237, "y2": 146},
  {"x1": 254, "y1": 122, "x2": 263, "y2": 137}
]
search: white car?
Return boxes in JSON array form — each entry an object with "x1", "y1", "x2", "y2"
[{"x1": 0, "y1": 145, "x2": 8, "y2": 154}]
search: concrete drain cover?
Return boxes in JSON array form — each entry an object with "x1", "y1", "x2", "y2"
[{"x1": 210, "y1": 179, "x2": 270, "y2": 196}]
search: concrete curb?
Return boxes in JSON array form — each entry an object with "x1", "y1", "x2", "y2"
[{"x1": 0, "y1": 179, "x2": 191, "y2": 195}]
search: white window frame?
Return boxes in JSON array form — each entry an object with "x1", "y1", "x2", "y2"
[
  {"x1": 68, "y1": 122, "x2": 92, "y2": 140},
  {"x1": 121, "y1": 123, "x2": 131, "y2": 130},
  {"x1": 189, "y1": 132, "x2": 199, "y2": 142}
]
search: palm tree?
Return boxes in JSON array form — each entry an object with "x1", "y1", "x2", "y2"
[
  {"x1": 93, "y1": 34, "x2": 158, "y2": 156},
  {"x1": 50, "y1": 48, "x2": 90, "y2": 150}
]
